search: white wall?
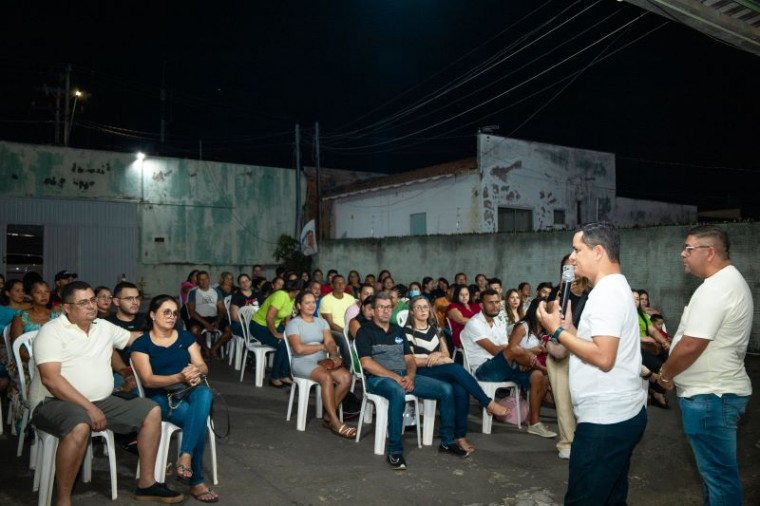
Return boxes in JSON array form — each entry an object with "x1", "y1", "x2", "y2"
[
  {"x1": 330, "y1": 172, "x2": 479, "y2": 238},
  {"x1": 615, "y1": 197, "x2": 697, "y2": 227},
  {"x1": 478, "y1": 135, "x2": 617, "y2": 231}
]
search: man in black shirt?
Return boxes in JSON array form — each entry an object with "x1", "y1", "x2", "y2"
[
  {"x1": 356, "y1": 292, "x2": 467, "y2": 470},
  {"x1": 106, "y1": 281, "x2": 146, "y2": 393}
]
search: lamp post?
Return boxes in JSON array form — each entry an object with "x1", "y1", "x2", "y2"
[{"x1": 65, "y1": 90, "x2": 83, "y2": 146}]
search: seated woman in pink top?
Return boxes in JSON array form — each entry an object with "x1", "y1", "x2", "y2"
[{"x1": 444, "y1": 284, "x2": 481, "y2": 350}]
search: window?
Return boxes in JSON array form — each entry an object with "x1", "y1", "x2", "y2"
[
  {"x1": 498, "y1": 207, "x2": 532, "y2": 232},
  {"x1": 553, "y1": 209, "x2": 566, "y2": 226},
  {"x1": 5, "y1": 224, "x2": 44, "y2": 278},
  {"x1": 410, "y1": 213, "x2": 427, "y2": 236}
]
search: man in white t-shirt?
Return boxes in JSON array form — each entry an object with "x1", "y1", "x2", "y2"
[
  {"x1": 657, "y1": 225, "x2": 753, "y2": 505},
  {"x1": 186, "y1": 270, "x2": 220, "y2": 354},
  {"x1": 30, "y1": 281, "x2": 183, "y2": 504},
  {"x1": 538, "y1": 222, "x2": 647, "y2": 505},
  {"x1": 460, "y1": 289, "x2": 555, "y2": 438}
]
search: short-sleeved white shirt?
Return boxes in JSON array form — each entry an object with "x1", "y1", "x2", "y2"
[
  {"x1": 570, "y1": 273, "x2": 647, "y2": 424},
  {"x1": 671, "y1": 265, "x2": 753, "y2": 398},
  {"x1": 191, "y1": 287, "x2": 219, "y2": 318},
  {"x1": 460, "y1": 312, "x2": 508, "y2": 372},
  {"x1": 30, "y1": 315, "x2": 130, "y2": 410}
]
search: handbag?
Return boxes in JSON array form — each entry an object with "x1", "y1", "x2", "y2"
[
  {"x1": 166, "y1": 375, "x2": 209, "y2": 413},
  {"x1": 317, "y1": 357, "x2": 340, "y2": 370},
  {"x1": 494, "y1": 394, "x2": 529, "y2": 426}
]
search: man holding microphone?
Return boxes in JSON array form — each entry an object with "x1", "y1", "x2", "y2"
[{"x1": 538, "y1": 222, "x2": 647, "y2": 505}]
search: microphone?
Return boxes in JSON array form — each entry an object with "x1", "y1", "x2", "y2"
[{"x1": 560, "y1": 265, "x2": 575, "y2": 316}]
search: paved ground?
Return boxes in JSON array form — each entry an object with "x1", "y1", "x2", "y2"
[{"x1": 1, "y1": 356, "x2": 758, "y2": 505}]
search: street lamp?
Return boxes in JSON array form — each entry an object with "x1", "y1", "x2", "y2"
[{"x1": 66, "y1": 89, "x2": 84, "y2": 145}]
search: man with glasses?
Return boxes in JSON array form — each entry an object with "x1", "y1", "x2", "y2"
[
  {"x1": 657, "y1": 225, "x2": 753, "y2": 505},
  {"x1": 29, "y1": 281, "x2": 183, "y2": 504},
  {"x1": 107, "y1": 281, "x2": 146, "y2": 396},
  {"x1": 356, "y1": 292, "x2": 467, "y2": 470}
]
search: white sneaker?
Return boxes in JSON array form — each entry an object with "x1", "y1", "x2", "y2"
[
  {"x1": 527, "y1": 423, "x2": 557, "y2": 438},
  {"x1": 558, "y1": 449, "x2": 571, "y2": 459}
]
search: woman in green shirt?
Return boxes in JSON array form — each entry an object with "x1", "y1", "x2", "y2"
[{"x1": 251, "y1": 279, "x2": 301, "y2": 387}]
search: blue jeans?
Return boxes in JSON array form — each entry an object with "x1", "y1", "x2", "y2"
[
  {"x1": 475, "y1": 352, "x2": 533, "y2": 392},
  {"x1": 151, "y1": 386, "x2": 213, "y2": 487},
  {"x1": 250, "y1": 321, "x2": 290, "y2": 381},
  {"x1": 679, "y1": 393, "x2": 749, "y2": 506},
  {"x1": 366, "y1": 373, "x2": 455, "y2": 456},
  {"x1": 566, "y1": 407, "x2": 647, "y2": 505},
  {"x1": 417, "y1": 363, "x2": 491, "y2": 439}
]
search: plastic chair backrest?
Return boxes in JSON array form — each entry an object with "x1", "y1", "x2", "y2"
[
  {"x1": 3, "y1": 325, "x2": 12, "y2": 362},
  {"x1": 237, "y1": 306, "x2": 260, "y2": 345},
  {"x1": 348, "y1": 340, "x2": 371, "y2": 398},
  {"x1": 128, "y1": 358, "x2": 147, "y2": 398},
  {"x1": 12, "y1": 331, "x2": 39, "y2": 404},
  {"x1": 460, "y1": 342, "x2": 474, "y2": 374},
  {"x1": 223, "y1": 295, "x2": 232, "y2": 326},
  {"x1": 395, "y1": 309, "x2": 409, "y2": 327}
]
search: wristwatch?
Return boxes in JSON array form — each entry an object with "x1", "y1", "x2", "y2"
[{"x1": 551, "y1": 326, "x2": 564, "y2": 344}]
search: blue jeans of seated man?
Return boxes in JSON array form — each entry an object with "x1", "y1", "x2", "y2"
[
  {"x1": 366, "y1": 373, "x2": 455, "y2": 456},
  {"x1": 151, "y1": 385, "x2": 213, "y2": 487},
  {"x1": 565, "y1": 406, "x2": 647, "y2": 506},
  {"x1": 679, "y1": 393, "x2": 749, "y2": 506},
  {"x1": 250, "y1": 321, "x2": 290, "y2": 381},
  {"x1": 417, "y1": 363, "x2": 491, "y2": 439}
]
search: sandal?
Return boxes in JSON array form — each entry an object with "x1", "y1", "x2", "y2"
[
  {"x1": 176, "y1": 463, "x2": 193, "y2": 480},
  {"x1": 190, "y1": 487, "x2": 219, "y2": 503},
  {"x1": 330, "y1": 423, "x2": 357, "y2": 439},
  {"x1": 486, "y1": 400, "x2": 510, "y2": 417}
]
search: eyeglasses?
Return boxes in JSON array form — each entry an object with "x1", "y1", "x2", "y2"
[
  {"x1": 117, "y1": 296, "x2": 141, "y2": 303},
  {"x1": 161, "y1": 309, "x2": 179, "y2": 318},
  {"x1": 375, "y1": 304, "x2": 392, "y2": 311},
  {"x1": 413, "y1": 306, "x2": 429, "y2": 311},
  {"x1": 682, "y1": 244, "x2": 711, "y2": 256},
  {"x1": 67, "y1": 297, "x2": 98, "y2": 307}
]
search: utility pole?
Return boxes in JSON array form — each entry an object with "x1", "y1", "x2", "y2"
[
  {"x1": 63, "y1": 64, "x2": 72, "y2": 146},
  {"x1": 314, "y1": 122, "x2": 322, "y2": 240},
  {"x1": 294, "y1": 123, "x2": 302, "y2": 238},
  {"x1": 160, "y1": 59, "x2": 166, "y2": 145}
]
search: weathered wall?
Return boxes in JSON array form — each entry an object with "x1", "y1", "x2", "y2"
[
  {"x1": 478, "y1": 135, "x2": 616, "y2": 231},
  {"x1": 615, "y1": 197, "x2": 697, "y2": 227},
  {"x1": 330, "y1": 172, "x2": 479, "y2": 238},
  {"x1": 0, "y1": 141, "x2": 301, "y2": 296},
  {"x1": 316, "y1": 222, "x2": 760, "y2": 351}
]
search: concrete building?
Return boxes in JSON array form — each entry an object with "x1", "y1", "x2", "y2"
[
  {"x1": 325, "y1": 134, "x2": 697, "y2": 239},
  {"x1": 0, "y1": 140, "x2": 304, "y2": 297}
]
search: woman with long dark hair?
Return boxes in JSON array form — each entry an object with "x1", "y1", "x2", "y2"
[
  {"x1": 444, "y1": 284, "x2": 480, "y2": 350},
  {"x1": 404, "y1": 296, "x2": 508, "y2": 453},
  {"x1": 131, "y1": 294, "x2": 218, "y2": 503}
]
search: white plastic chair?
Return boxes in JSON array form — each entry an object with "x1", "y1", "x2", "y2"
[
  {"x1": 1, "y1": 324, "x2": 11, "y2": 435},
  {"x1": 445, "y1": 317, "x2": 462, "y2": 362},
  {"x1": 222, "y1": 295, "x2": 238, "y2": 367},
  {"x1": 14, "y1": 331, "x2": 118, "y2": 504},
  {"x1": 283, "y1": 330, "x2": 323, "y2": 431},
  {"x1": 349, "y1": 340, "x2": 422, "y2": 455},
  {"x1": 238, "y1": 306, "x2": 276, "y2": 387},
  {"x1": 461, "y1": 344, "x2": 521, "y2": 433},
  {"x1": 340, "y1": 325, "x2": 361, "y2": 393},
  {"x1": 130, "y1": 359, "x2": 218, "y2": 485}
]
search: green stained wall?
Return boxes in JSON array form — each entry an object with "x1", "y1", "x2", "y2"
[{"x1": 1, "y1": 141, "x2": 301, "y2": 295}]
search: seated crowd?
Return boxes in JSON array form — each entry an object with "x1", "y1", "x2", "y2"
[{"x1": 0, "y1": 261, "x2": 672, "y2": 497}]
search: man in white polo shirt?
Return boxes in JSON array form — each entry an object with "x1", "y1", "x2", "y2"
[
  {"x1": 30, "y1": 281, "x2": 183, "y2": 504},
  {"x1": 657, "y1": 225, "x2": 753, "y2": 504},
  {"x1": 538, "y1": 222, "x2": 647, "y2": 505}
]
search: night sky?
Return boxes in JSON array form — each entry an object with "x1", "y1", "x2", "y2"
[{"x1": 2, "y1": 1, "x2": 758, "y2": 216}]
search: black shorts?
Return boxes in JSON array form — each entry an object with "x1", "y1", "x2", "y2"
[{"x1": 187, "y1": 315, "x2": 217, "y2": 330}]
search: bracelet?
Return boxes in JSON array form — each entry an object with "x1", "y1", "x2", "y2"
[
  {"x1": 552, "y1": 326, "x2": 565, "y2": 343},
  {"x1": 657, "y1": 372, "x2": 671, "y2": 383}
]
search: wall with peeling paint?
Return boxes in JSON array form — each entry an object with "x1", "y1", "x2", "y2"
[
  {"x1": 615, "y1": 197, "x2": 697, "y2": 227},
  {"x1": 316, "y1": 222, "x2": 760, "y2": 351},
  {"x1": 478, "y1": 135, "x2": 617, "y2": 232},
  {"x1": 0, "y1": 141, "x2": 301, "y2": 296},
  {"x1": 330, "y1": 172, "x2": 479, "y2": 238}
]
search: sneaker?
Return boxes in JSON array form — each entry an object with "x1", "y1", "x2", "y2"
[
  {"x1": 135, "y1": 482, "x2": 184, "y2": 503},
  {"x1": 438, "y1": 442, "x2": 470, "y2": 458},
  {"x1": 527, "y1": 423, "x2": 557, "y2": 438},
  {"x1": 387, "y1": 453, "x2": 407, "y2": 471},
  {"x1": 558, "y1": 448, "x2": 571, "y2": 459}
]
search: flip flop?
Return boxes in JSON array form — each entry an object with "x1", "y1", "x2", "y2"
[
  {"x1": 330, "y1": 423, "x2": 357, "y2": 439},
  {"x1": 191, "y1": 488, "x2": 219, "y2": 503},
  {"x1": 176, "y1": 463, "x2": 193, "y2": 480}
]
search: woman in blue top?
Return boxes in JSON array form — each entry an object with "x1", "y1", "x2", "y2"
[{"x1": 131, "y1": 294, "x2": 218, "y2": 503}]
